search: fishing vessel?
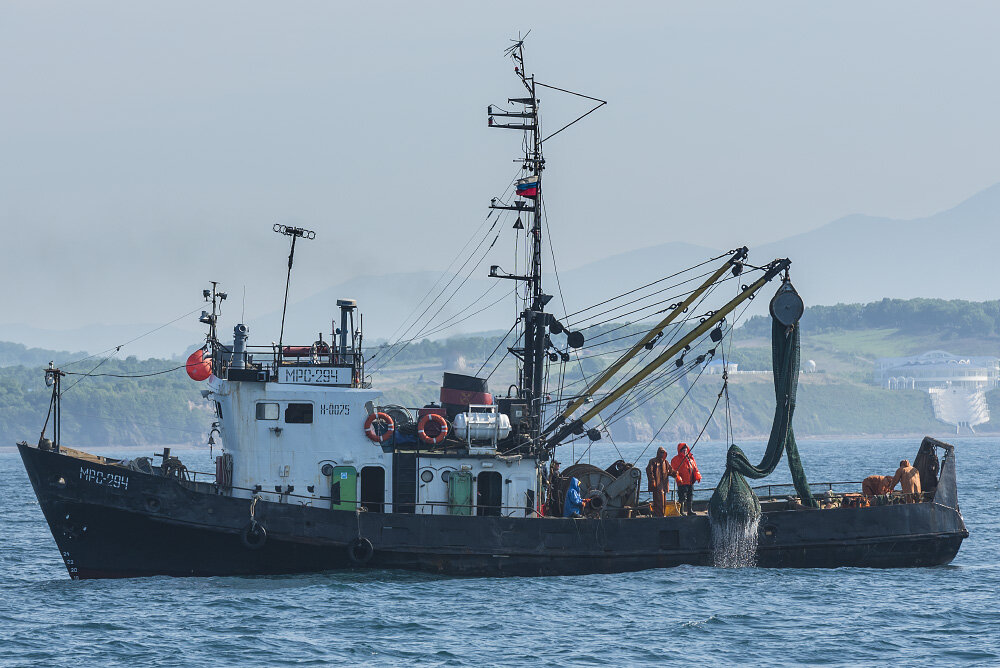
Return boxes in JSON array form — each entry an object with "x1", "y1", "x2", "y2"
[{"x1": 18, "y1": 40, "x2": 967, "y2": 579}]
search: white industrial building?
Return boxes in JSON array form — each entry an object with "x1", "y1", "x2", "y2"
[
  {"x1": 877, "y1": 351, "x2": 1000, "y2": 390},
  {"x1": 876, "y1": 351, "x2": 999, "y2": 433}
]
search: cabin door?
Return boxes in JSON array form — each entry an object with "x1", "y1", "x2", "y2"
[
  {"x1": 330, "y1": 466, "x2": 357, "y2": 511},
  {"x1": 254, "y1": 401, "x2": 284, "y2": 487},
  {"x1": 360, "y1": 466, "x2": 385, "y2": 513},
  {"x1": 476, "y1": 471, "x2": 503, "y2": 517},
  {"x1": 448, "y1": 471, "x2": 473, "y2": 515}
]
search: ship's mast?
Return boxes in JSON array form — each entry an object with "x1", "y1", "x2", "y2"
[
  {"x1": 487, "y1": 38, "x2": 605, "y2": 455},
  {"x1": 489, "y1": 39, "x2": 549, "y2": 448}
]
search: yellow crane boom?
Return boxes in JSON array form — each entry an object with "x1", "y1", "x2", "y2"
[
  {"x1": 543, "y1": 248, "x2": 747, "y2": 436},
  {"x1": 546, "y1": 258, "x2": 790, "y2": 448}
]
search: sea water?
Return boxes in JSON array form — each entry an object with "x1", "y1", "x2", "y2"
[
  {"x1": 1, "y1": 438, "x2": 997, "y2": 666},
  {"x1": 711, "y1": 515, "x2": 761, "y2": 569}
]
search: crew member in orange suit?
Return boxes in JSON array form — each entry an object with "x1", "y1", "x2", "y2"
[{"x1": 670, "y1": 442, "x2": 702, "y2": 516}]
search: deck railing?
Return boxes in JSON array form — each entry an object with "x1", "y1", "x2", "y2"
[{"x1": 176, "y1": 475, "x2": 927, "y2": 519}]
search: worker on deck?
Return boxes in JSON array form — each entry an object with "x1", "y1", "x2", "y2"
[
  {"x1": 563, "y1": 477, "x2": 584, "y2": 518},
  {"x1": 862, "y1": 475, "x2": 894, "y2": 498},
  {"x1": 543, "y1": 460, "x2": 561, "y2": 516},
  {"x1": 670, "y1": 443, "x2": 702, "y2": 516},
  {"x1": 889, "y1": 459, "x2": 922, "y2": 501},
  {"x1": 645, "y1": 447, "x2": 676, "y2": 517}
]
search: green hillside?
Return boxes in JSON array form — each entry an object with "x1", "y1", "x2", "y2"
[
  {"x1": 0, "y1": 341, "x2": 87, "y2": 369},
  {"x1": 2, "y1": 296, "x2": 997, "y2": 447},
  {"x1": 0, "y1": 356, "x2": 210, "y2": 448}
]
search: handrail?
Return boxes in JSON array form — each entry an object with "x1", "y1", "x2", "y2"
[
  {"x1": 208, "y1": 481, "x2": 542, "y2": 516},
  {"x1": 207, "y1": 479, "x2": 871, "y2": 503}
]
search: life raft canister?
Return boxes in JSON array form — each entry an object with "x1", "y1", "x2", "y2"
[
  {"x1": 417, "y1": 413, "x2": 449, "y2": 445},
  {"x1": 363, "y1": 412, "x2": 395, "y2": 443}
]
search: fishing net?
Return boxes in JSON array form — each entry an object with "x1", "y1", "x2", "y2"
[{"x1": 709, "y1": 313, "x2": 818, "y2": 530}]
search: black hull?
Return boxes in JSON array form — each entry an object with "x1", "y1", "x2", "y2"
[{"x1": 19, "y1": 444, "x2": 968, "y2": 579}]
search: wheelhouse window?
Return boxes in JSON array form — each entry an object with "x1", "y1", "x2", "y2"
[
  {"x1": 256, "y1": 403, "x2": 279, "y2": 420},
  {"x1": 285, "y1": 403, "x2": 313, "y2": 424}
]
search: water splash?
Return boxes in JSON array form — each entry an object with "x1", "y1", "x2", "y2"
[{"x1": 711, "y1": 515, "x2": 760, "y2": 568}]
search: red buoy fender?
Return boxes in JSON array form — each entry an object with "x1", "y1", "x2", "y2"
[
  {"x1": 186, "y1": 349, "x2": 212, "y2": 381},
  {"x1": 364, "y1": 412, "x2": 395, "y2": 443},
  {"x1": 417, "y1": 413, "x2": 449, "y2": 445}
]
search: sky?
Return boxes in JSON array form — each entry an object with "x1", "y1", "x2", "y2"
[{"x1": 2, "y1": 1, "x2": 1000, "y2": 346}]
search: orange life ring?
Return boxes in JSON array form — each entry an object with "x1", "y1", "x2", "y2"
[
  {"x1": 417, "y1": 413, "x2": 448, "y2": 445},
  {"x1": 364, "y1": 412, "x2": 395, "y2": 443}
]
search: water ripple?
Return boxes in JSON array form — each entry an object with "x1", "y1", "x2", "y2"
[{"x1": 1, "y1": 439, "x2": 998, "y2": 667}]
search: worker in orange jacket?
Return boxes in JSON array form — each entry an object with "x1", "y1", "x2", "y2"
[{"x1": 670, "y1": 442, "x2": 702, "y2": 516}]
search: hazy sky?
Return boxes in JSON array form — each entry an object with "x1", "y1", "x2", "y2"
[{"x1": 3, "y1": 1, "x2": 999, "y2": 340}]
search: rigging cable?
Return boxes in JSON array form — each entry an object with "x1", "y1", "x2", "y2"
[
  {"x1": 601, "y1": 353, "x2": 707, "y2": 428},
  {"x1": 571, "y1": 271, "x2": 747, "y2": 333},
  {"x1": 370, "y1": 219, "x2": 499, "y2": 365},
  {"x1": 630, "y1": 363, "x2": 721, "y2": 469},
  {"x1": 612, "y1": 294, "x2": 757, "y2": 458},
  {"x1": 59, "y1": 348, "x2": 121, "y2": 395},
  {"x1": 478, "y1": 320, "x2": 520, "y2": 378},
  {"x1": 370, "y1": 169, "x2": 522, "y2": 365},
  {"x1": 541, "y1": 199, "x2": 622, "y2": 459},
  {"x1": 568, "y1": 268, "x2": 717, "y2": 329},
  {"x1": 573, "y1": 277, "x2": 728, "y2": 421},
  {"x1": 57, "y1": 305, "x2": 206, "y2": 369},
  {"x1": 575, "y1": 362, "x2": 708, "y2": 467},
  {"x1": 63, "y1": 365, "x2": 187, "y2": 379},
  {"x1": 562, "y1": 251, "x2": 731, "y2": 321},
  {"x1": 399, "y1": 282, "x2": 510, "y2": 341},
  {"x1": 377, "y1": 170, "x2": 520, "y2": 347},
  {"x1": 373, "y1": 223, "x2": 505, "y2": 371},
  {"x1": 591, "y1": 308, "x2": 735, "y2": 432},
  {"x1": 601, "y1": 319, "x2": 730, "y2": 428}
]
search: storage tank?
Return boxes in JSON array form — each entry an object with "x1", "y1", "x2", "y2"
[{"x1": 454, "y1": 411, "x2": 512, "y2": 443}]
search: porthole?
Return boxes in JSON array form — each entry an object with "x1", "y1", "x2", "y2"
[
  {"x1": 441, "y1": 470, "x2": 451, "y2": 483},
  {"x1": 420, "y1": 470, "x2": 434, "y2": 483}
]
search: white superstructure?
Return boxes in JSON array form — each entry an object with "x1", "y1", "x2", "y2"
[{"x1": 204, "y1": 318, "x2": 541, "y2": 518}]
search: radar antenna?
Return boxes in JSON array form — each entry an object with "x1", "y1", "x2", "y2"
[{"x1": 273, "y1": 224, "x2": 316, "y2": 363}]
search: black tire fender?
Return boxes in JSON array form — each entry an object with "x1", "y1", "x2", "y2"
[
  {"x1": 241, "y1": 523, "x2": 267, "y2": 550},
  {"x1": 347, "y1": 537, "x2": 374, "y2": 565}
]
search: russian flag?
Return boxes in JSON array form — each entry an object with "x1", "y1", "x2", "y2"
[{"x1": 516, "y1": 175, "x2": 539, "y2": 198}]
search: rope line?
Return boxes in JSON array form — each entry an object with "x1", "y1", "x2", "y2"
[
  {"x1": 57, "y1": 305, "x2": 205, "y2": 368},
  {"x1": 63, "y1": 364, "x2": 186, "y2": 379}
]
